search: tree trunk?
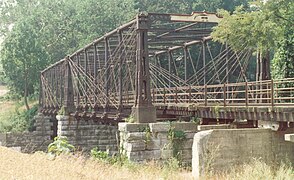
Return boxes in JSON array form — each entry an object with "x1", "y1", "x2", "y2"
[{"x1": 24, "y1": 70, "x2": 30, "y2": 110}]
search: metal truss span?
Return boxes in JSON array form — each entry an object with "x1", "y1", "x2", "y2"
[{"x1": 39, "y1": 12, "x2": 294, "y2": 125}]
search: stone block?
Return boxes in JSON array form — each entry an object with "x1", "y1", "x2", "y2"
[
  {"x1": 185, "y1": 132, "x2": 197, "y2": 139},
  {"x1": 145, "y1": 139, "x2": 163, "y2": 150},
  {"x1": 132, "y1": 106, "x2": 156, "y2": 123},
  {"x1": 118, "y1": 123, "x2": 149, "y2": 132},
  {"x1": 128, "y1": 150, "x2": 161, "y2": 162},
  {"x1": 125, "y1": 141, "x2": 146, "y2": 152},
  {"x1": 126, "y1": 132, "x2": 145, "y2": 141},
  {"x1": 149, "y1": 122, "x2": 170, "y2": 132},
  {"x1": 197, "y1": 124, "x2": 230, "y2": 131},
  {"x1": 285, "y1": 134, "x2": 294, "y2": 142},
  {"x1": 182, "y1": 139, "x2": 194, "y2": 149},
  {"x1": 161, "y1": 149, "x2": 173, "y2": 159},
  {"x1": 172, "y1": 122, "x2": 198, "y2": 132}
]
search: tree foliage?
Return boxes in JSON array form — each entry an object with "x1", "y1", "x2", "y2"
[
  {"x1": 212, "y1": 0, "x2": 293, "y2": 78},
  {"x1": 0, "y1": 0, "x2": 134, "y2": 101},
  {"x1": 1, "y1": 18, "x2": 49, "y2": 109},
  {"x1": 0, "y1": 0, "x2": 255, "y2": 102}
]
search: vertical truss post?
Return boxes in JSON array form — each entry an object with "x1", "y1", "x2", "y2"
[
  {"x1": 76, "y1": 54, "x2": 80, "y2": 106},
  {"x1": 59, "y1": 64, "x2": 63, "y2": 105},
  {"x1": 168, "y1": 50, "x2": 172, "y2": 88},
  {"x1": 84, "y1": 49, "x2": 88, "y2": 104},
  {"x1": 184, "y1": 46, "x2": 188, "y2": 82},
  {"x1": 118, "y1": 30, "x2": 123, "y2": 113},
  {"x1": 155, "y1": 54, "x2": 159, "y2": 89},
  {"x1": 104, "y1": 38, "x2": 109, "y2": 116},
  {"x1": 225, "y1": 43, "x2": 229, "y2": 84},
  {"x1": 202, "y1": 41, "x2": 206, "y2": 85},
  {"x1": 93, "y1": 44, "x2": 98, "y2": 105},
  {"x1": 256, "y1": 51, "x2": 260, "y2": 102},
  {"x1": 132, "y1": 13, "x2": 156, "y2": 123},
  {"x1": 256, "y1": 50, "x2": 260, "y2": 81},
  {"x1": 50, "y1": 68, "x2": 54, "y2": 108},
  {"x1": 64, "y1": 56, "x2": 75, "y2": 115},
  {"x1": 39, "y1": 72, "x2": 43, "y2": 112}
]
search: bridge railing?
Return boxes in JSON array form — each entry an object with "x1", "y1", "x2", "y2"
[{"x1": 151, "y1": 78, "x2": 294, "y2": 107}]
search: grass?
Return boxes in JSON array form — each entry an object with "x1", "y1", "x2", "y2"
[
  {"x1": 217, "y1": 159, "x2": 294, "y2": 180},
  {"x1": 0, "y1": 146, "x2": 293, "y2": 180},
  {"x1": 0, "y1": 100, "x2": 17, "y2": 121},
  {"x1": 0, "y1": 146, "x2": 193, "y2": 180},
  {"x1": 0, "y1": 87, "x2": 38, "y2": 132}
]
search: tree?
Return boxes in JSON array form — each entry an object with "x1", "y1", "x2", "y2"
[
  {"x1": 0, "y1": 0, "x2": 135, "y2": 102},
  {"x1": 272, "y1": 27, "x2": 294, "y2": 79},
  {"x1": 1, "y1": 19, "x2": 49, "y2": 110},
  {"x1": 192, "y1": 0, "x2": 249, "y2": 12},
  {"x1": 211, "y1": 0, "x2": 293, "y2": 80}
]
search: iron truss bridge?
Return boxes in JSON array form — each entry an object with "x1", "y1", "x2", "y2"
[{"x1": 40, "y1": 12, "x2": 294, "y2": 129}]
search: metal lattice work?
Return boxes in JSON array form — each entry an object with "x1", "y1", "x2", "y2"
[{"x1": 40, "y1": 12, "x2": 294, "y2": 124}]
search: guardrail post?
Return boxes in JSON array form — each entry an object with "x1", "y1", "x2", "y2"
[
  {"x1": 204, "y1": 84, "x2": 208, "y2": 106},
  {"x1": 223, "y1": 83, "x2": 226, "y2": 107},
  {"x1": 152, "y1": 88, "x2": 155, "y2": 103},
  {"x1": 271, "y1": 79, "x2": 274, "y2": 108},
  {"x1": 175, "y1": 87, "x2": 178, "y2": 104},
  {"x1": 188, "y1": 86, "x2": 191, "y2": 103},
  {"x1": 164, "y1": 87, "x2": 166, "y2": 104},
  {"x1": 245, "y1": 81, "x2": 248, "y2": 107}
]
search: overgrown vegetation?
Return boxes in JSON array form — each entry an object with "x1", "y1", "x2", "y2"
[
  {"x1": 1, "y1": 145, "x2": 293, "y2": 179},
  {"x1": 47, "y1": 136, "x2": 75, "y2": 156},
  {"x1": 212, "y1": 0, "x2": 294, "y2": 80},
  {"x1": 124, "y1": 115, "x2": 135, "y2": 123},
  {"x1": 166, "y1": 122, "x2": 186, "y2": 166},
  {"x1": 217, "y1": 159, "x2": 294, "y2": 180},
  {"x1": 0, "y1": 100, "x2": 38, "y2": 133}
]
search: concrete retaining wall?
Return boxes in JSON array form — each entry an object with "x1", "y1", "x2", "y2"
[
  {"x1": 192, "y1": 128, "x2": 294, "y2": 179},
  {"x1": 57, "y1": 116, "x2": 118, "y2": 153},
  {"x1": 0, "y1": 113, "x2": 53, "y2": 152}
]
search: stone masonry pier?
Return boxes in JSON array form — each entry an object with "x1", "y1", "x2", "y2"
[
  {"x1": 0, "y1": 113, "x2": 53, "y2": 152},
  {"x1": 57, "y1": 115, "x2": 118, "y2": 153}
]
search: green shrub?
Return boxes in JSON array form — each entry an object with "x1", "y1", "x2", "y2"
[
  {"x1": 0, "y1": 103, "x2": 38, "y2": 133},
  {"x1": 90, "y1": 147, "x2": 130, "y2": 166},
  {"x1": 124, "y1": 115, "x2": 135, "y2": 123},
  {"x1": 47, "y1": 136, "x2": 75, "y2": 156},
  {"x1": 91, "y1": 147, "x2": 109, "y2": 161}
]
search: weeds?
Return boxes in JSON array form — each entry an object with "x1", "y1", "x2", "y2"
[
  {"x1": 222, "y1": 159, "x2": 294, "y2": 180},
  {"x1": 166, "y1": 122, "x2": 186, "y2": 166},
  {"x1": 0, "y1": 103, "x2": 38, "y2": 132},
  {"x1": 47, "y1": 136, "x2": 75, "y2": 156},
  {"x1": 124, "y1": 115, "x2": 135, "y2": 123}
]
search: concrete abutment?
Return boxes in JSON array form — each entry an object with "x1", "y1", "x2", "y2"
[{"x1": 192, "y1": 128, "x2": 294, "y2": 179}]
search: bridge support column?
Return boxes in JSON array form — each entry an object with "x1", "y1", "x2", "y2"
[
  {"x1": 132, "y1": 13, "x2": 156, "y2": 123},
  {"x1": 64, "y1": 56, "x2": 75, "y2": 115}
]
